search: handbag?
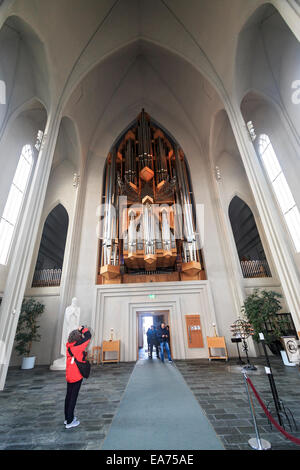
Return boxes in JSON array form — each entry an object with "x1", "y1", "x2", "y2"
[{"x1": 68, "y1": 347, "x2": 91, "y2": 379}]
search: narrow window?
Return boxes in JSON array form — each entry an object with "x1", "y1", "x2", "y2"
[
  {"x1": 258, "y1": 134, "x2": 300, "y2": 252},
  {"x1": 32, "y1": 204, "x2": 69, "y2": 287},
  {"x1": 0, "y1": 144, "x2": 33, "y2": 265},
  {"x1": 229, "y1": 196, "x2": 271, "y2": 278}
]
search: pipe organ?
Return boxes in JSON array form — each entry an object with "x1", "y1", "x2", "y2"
[{"x1": 97, "y1": 109, "x2": 206, "y2": 284}]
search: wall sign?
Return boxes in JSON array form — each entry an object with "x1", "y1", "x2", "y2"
[
  {"x1": 282, "y1": 336, "x2": 300, "y2": 363},
  {"x1": 185, "y1": 315, "x2": 204, "y2": 348}
]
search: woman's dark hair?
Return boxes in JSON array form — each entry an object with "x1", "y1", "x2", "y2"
[{"x1": 68, "y1": 329, "x2": 82, "y2": 343}]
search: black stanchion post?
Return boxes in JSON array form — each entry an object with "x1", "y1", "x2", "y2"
[{"x1": 243, "y1": 372, "x2": 271, "y2": 450}]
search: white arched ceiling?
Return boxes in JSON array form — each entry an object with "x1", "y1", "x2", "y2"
[
  {"x1": 63, "y1": 39, "x2": 223, "y2": 165},
  {"x1": 235, "y1": 4, "x2": 278, "y2": 103},
  {"x1": 209, "y1": 109, "x2": 256, "y2": 211},
  {"x1": 241, "y1": 90, "x2": 300, "y2": 213},
  {"x1": 3, "y1": 0, "x2": 285, "y2": 113},
  {"x1": 5, "y1": 16, "x2": 50, "y2": 106},
  {"x1": 0, "y1": 21, "x2": 19, "y2": 132},
  {"x1": 210, "y1": 110, "x2": 241, "y2": 165},
  {"x1": 0, "y1": 15, "x2": 50, "y2": 132},
  {"x1": 1, "y1": 0, "x2": 298, "y2": 158},
  {"x1": 235, "y1": 3, "x2": 300, "y2": 141},
  {"x1": 52, "y1": 116, "x2": 81, "y2": 171},
  {"x1": 0, "y1": 98, "x2": 47, "y2": 217}
]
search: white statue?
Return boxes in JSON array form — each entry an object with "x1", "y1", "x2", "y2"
[
  {"x1": 50, "y1": 298, "x2": 81, "y2": 371},
  {"x1": 60, "y1": 298, "x2": 80, "y2": 356}
]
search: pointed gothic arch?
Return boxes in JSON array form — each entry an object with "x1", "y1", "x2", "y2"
[
  {"x1": 228, "y1": 195, "x2": 271, "y2": 278},
  {"x1": 32, "y1": 204, "x2": 69, "y2": 287}
]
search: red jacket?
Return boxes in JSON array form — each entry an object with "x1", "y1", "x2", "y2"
[{"x1": 66, "y1": 328, "x2": 91, "y2": 383}]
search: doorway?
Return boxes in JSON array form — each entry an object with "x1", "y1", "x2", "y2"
[{"x1": 136, "y1": 310, "x2": 170, "y2": 360}]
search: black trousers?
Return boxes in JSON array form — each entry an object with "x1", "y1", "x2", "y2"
[
  {"x1": 149, "y1": 342, "x2": 159, "y2": 357},
  {"x1": 64, "y1": 379, "x2": 82, "y2": 424}
]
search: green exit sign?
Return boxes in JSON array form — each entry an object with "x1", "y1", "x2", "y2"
[{"x1": 148, "y1": 294, "x2": 156, "y2": 299}]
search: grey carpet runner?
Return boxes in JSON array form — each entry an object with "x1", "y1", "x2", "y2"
[{"x1": 101, "y1": 359, "x2": 224, "y2": 450}]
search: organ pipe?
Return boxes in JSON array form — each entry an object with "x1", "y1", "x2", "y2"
[
  {"x1": 155, "y1": 137, "x2": 168, "y2": 183},
  {"x1": 128, "y1": 209, "x2": 137, "y2": 255},
  {"x1": 138, "y1": 109, "x2": 152, "y2": 169},
  {"x1": 143, "y1": 202, "x2": 155, "y2": 255},
  {"x1": 102, "y1": 150, "x2": 117, "y2": 265},
  {"x1": 174, "y1": 146, "x2": 197, "y2": 262},
  {"x1": 161, "y1": 208, "x2": 171, "y2": 251},
  {"x1": 125, "y1": 137, "x2": 136, "y2": 183}
]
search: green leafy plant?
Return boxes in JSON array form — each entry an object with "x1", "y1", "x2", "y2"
[
  {"x1": 241, "y1": 289, "x2": 289, "y2": 354},
  {"x1": 15, "y1": 297, "x2": 45, "y2": 357}
]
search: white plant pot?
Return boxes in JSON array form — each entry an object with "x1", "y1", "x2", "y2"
[
  {"x1": 21, "y1": 356, "x2": 36, "y2": 370},
  {"x1": 280, "y1": 350, "x2": 296, "y2": 367}
]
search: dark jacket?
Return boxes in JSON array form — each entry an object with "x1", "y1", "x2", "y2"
[
  {"x1": 157, "y1": 326, "x2": 169, "y2": 343},
  {"x1": 147, "y1": 328, "x2": 158, "y2": 345},
  {"x1": 66, "y1": 328, "x2": 91, "y2": 383}
]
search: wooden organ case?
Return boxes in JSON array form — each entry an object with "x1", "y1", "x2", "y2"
[{"x1": 97, "y1": 109, "x2": 206, "y2": 285}]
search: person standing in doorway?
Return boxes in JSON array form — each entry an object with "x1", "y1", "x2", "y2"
[
  {"x1": 166, "y1": 325, "x2": 170, "y2": 345},
  {"x1": 64, "y1": 325, "x2": 91, "y2": 429},
  {"x1": 157, "y1": 322, "x2": 172, "y2": 363},
  {"x1": 147, "y1": 325, "x2": 160, "y2": 359}
]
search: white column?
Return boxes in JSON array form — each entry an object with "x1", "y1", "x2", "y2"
[
  {"x1": 49, "y1": 168, "x2": 83, "y2": 365},
  {"x1": 228, "y1": 101, "x2": 300, "y2": 331},
  {"x1": 0, "y1": 110, "x2": 61, "y2": 390},
  {"x1": 208, "y1": 160, "x2": 246, "y2": 309}
]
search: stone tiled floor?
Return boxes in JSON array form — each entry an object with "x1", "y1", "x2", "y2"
[
  {"x1": 175, "y1": 357, "x2": 300, "y2": 450},
  {"x1": 1, "y1": 357, "x2": 300, "y2": 450},
  {"x1": 0, "y1": 362, "x2": 135, "y2": 450}
]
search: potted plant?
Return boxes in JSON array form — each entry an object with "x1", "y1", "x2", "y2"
[
  {"x1": 241, "y1": 289, "x2": 290, "y2": 357},
  {"x1": 15, "y1": 297, "x2": 45, "y2": 369}
]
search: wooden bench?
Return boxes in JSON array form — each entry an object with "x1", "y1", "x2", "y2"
[
  {"x1": 102, "y1": 340, "x2": 120, "y2": 363},
  {"x1": 207, "y1": 336, "x2": 228, "y2": 361}
]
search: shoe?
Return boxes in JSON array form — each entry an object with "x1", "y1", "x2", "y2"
[
  {"x1": 169, "y1": 360, "x2": 173, "y2": 363},
  {"x1": 65, "y1": 418, "x2": 80, "y2": 429},
  {"x1": 64, "y1": 417, "x2": 77, "y2": 425}
]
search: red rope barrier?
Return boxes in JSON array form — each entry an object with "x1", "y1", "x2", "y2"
[{"x1": 246, "y1": 376, "x2": 300, "y2": 445}]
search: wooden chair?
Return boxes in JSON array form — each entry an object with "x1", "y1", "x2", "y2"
[{"x1": 89, "y1": 346, "x2": 101, "y2": 364}]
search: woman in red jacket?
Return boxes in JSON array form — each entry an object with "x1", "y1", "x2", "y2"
[{"x1": 64, "y1": 326, "x2": 91, "y2": 429}]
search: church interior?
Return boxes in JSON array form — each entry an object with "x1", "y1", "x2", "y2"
[{"x1": 0, "y1": 0, "x2": 300, "y2": 451}]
